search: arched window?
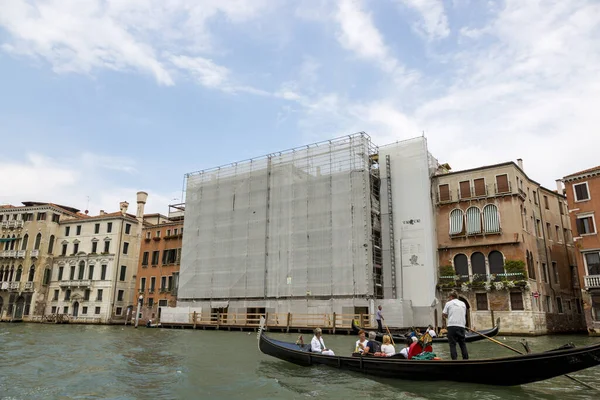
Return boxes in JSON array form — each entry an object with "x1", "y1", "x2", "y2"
[
  {"x1": 21, "y1": 234, "x2": 29, "y2": 251},
  {"x1": 466, "y1": 207, "x2": 482, "y2": 234},
  {"x1": 483, "y1": 204, "x2": 501, "y2": 233},
  {"x1": 471, "y1": 252, "x2": 486, "y2": 281},
  {"x1": 8, "y1": 266, "x2": 14, "y2": 281},
  {"x1": 454, "y1": 253, "x2": 469, "y2": 282},
  {"x1": 489, "y1": 250, "x2": 505, "y2": 275},
  {"x1": 48, "y1": 235, "x2": 55, "y2": 254},
  {"x1": 28, "y1": 265, "x2": 35, "y2": 282},
  {"x1": 15, "y1": 265, "x2": 22, "y2": 282},
  {"x1": 78, "y1": 261, "x2": 85, "y2": 280},
  {"x1": 10, "y1": 235, "x2": 15, "y2": 250},
  {"x1": 0, "y1": 266, "x2": 4, "y2": 282},
  {"x1": 34, "y1": 233, "x2": 42, "y2": 250},
  {"x1": 449, "y1": 209, "x2": 464, "y2": 235},
  {"x1": 526, "y1": 250, "x2": 536, "y2": 279}
]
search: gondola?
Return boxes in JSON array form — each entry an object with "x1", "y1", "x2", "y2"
[
  {"x1": 257, "y1": 321, "x2": 600, "y2": 386},
  {"x1": 351, "y1": 319, "x2": 500, "y2": 343}
]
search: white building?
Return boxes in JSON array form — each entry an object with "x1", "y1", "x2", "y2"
[
  {"x1": 0, "y1": 202, "x2": 82, "y2": 321},
  {"x1": 174, "y1": 134, "x2": 440, "y2": 327},
  {"x1": 45, "y1": 193, "x2": 147, "y2": 323}
]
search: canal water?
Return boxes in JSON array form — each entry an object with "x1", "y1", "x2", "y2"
[{"x1": 1, "y1": 324, "x2": 599, "y2": 400}]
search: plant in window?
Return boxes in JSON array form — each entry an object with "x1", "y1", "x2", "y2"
[
  {"x1": 504, "y1": 260, "x2": 527, "y2": 280},
  {"x1": 484, "y1": 282, "x2": 492, "y2": 292},
  {"x1": 493, "y1": 281, "x2": 504, "y2": 290},
  {"x1": 460, "y1": 282, "x2": 471, "y2": 292},
  {"x1": 506, "y1": 281, "x2": 516, "y2": 289}
]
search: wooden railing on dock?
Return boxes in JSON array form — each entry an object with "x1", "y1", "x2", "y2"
[{"x1": 166, "y1": 312, "x2": 374, "y2": 332}]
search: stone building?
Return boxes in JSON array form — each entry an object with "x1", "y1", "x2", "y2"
[
  {"x1": 45, "y1": 193, "x2": 147, "y2": 323},
  {"x1": 0, "y1": 202, "x2": 83, "y2": 321},
  {"x1": 563, "y1": 166, "x2": 600, "y2": 336},
  {"x1": 433, "y1": 160, "x2": 584, "y2": 335},
  {"x1": 134, "y1": 203, "x2": 183, "y2": 324}
]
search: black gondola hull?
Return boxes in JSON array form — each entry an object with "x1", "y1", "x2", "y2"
[
  {"x1": 258, "y1": 333, "x2": 600, "y2": 386},
  {"x1": 351, "y1": 319, "x2": 500, "y2": 343}
]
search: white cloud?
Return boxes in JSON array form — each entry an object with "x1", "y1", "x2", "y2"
[
  {"x1": 0, "y1": 0, "x2": 269, "y2": 86},
  {"x1": 395, "y1": 0, "x2": 450, "y2": 39},
  {"x1": 170, "y1": 55, "x2": 230, "y2": 88},
  {"x1": 0, "y1": 153, "x2": 175, "y2": 215},
  {"x1": 296, "y1": 0, "x2": 600, "y2": 188}
]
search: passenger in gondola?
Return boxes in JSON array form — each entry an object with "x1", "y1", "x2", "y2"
[
  {"x1": 407, "y1": 336, "x2": 433, "y2": 360},
  {"x1": 363, "y1": 331, "x2": 381, "y2": 355},
  {"x1": 399, "y1": 337, "x2": 412, "y2": 359},
  {"x1": 380, "y1": 335, "x2": 396, "y2": 357},
  {"x1": 311, "y1": 328, "x2": 335, "y2": 356},
  {"x1": 427, "y1": 325, "x2": 437, "y2": 338},
  {"x1": 355, "y1": 329, "x2": 369, "y2": 354}
]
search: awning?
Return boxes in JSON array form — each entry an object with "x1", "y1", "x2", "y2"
[{"x1": 0, "y1": 238, "x2": 17, "y2": 243}]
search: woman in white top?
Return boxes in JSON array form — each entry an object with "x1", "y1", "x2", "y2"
[
  {"x1": 311, "y1": 327, "x2": 335, "y2": 356},
  {"x1": 355, "y1": 330, "x2": 369, "y2": 354},
  {"x1": 380, "y1": 335, "x2": 396, "y2": 356}
]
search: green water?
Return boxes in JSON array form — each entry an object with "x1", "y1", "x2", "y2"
[{"x1": 0, "y1": 323, "x2": 599, "y2": 400}]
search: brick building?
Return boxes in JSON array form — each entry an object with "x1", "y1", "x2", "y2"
[
  {"x1": 563, "y1": 166, "x2": 600, "y2": 336},
  {"x1": 134, "y1": 204, "x2": 183, "y2": 324},
  {"x1": 433, "y1": 160, "x2": 584, "y2": 335}
]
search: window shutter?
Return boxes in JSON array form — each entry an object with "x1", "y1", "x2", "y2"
[
  {"x1": 576, "y1": 218, "x2": 585, "y2": 235},
  {"x1": 459, "y1": 181, "x2": 471, "y2": 199},
  {"x1": 439, "y1": 184, "x2": 450, "y2": 201},
  {"x1": 496, "y1": 175, "x2": 509, "y2": 193},
  {"x1": 474, "y1": 178, "x2": 486, "y2": 196}
]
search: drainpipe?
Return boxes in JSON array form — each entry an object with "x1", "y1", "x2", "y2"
[{"x1": 109, "y1": 219, "x2": 125, "y2": 323}]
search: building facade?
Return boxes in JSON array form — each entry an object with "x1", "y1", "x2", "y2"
[
  {"x1": 135, "y1": 204, "x2": 183, "y2": 324},
  {"x1": 172, "y1": 134, "x2": 439, "y2": 327},
  {"x1": 563, "y1": 166, "x2": 600, "y2": 336},
  {"x1": 0, "y1": 202, "x2": 82, "y2": 321},
  {"x1": 44, "y1": 193, "x2": 147, "y2": 323},
  {"x1": 434, "y1": 161, "x2": 584, "y2": 334}
]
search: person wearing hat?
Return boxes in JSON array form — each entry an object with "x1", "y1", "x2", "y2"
[{"x1": 311, "y1": 327, "x2": 335, "y2": 355}]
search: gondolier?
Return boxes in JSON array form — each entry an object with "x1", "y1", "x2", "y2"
[
  {"x1": 376, "y1": 305, "x2": 384, "y2": 333},
  {"x1": 443, "y1": 291, "x2": 469, "y2": 360}
]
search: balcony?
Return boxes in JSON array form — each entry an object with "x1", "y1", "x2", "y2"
[
  {"x1": 17, "y1": 250, "x2": 26, "y2": 258},
  {"x1": 30, "y1": 249, "x2": 39, "y2": 258},
  {"x1": 9, "y1": 282, "x2": 20, "y2": 291},
  {"x1": 24, "y1": 281, "x2": 33, "y2": 291},
  {"x1": 59, "y1": 279, "x2": 92, "y2": 288},
  {"x1": 584, "y1": 275, "x2": 600, "y2": 289},
  {"x1": 1, "y1": 220, "x2": 24, "y2": 229},
  {"x1": 1, "y1": 250, "x2": 17, "y2": 258}
]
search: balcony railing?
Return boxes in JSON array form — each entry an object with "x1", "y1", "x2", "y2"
[
  {"x1": 1, "y1": 250, "x2": 17, "y2": 258},
  {"x1": 59, "y1": 279, "x2": 92, "y2": 288},
  {"x1": 1, "y1": 220, "x2": 24, "y2": 229},
  {"x1": 17, "y1": 250, "x2": 26, "y2": 258},
  {"x1": 584, "y1": 275, "x2": 600, "y2": 289},
  {"x1": 9, "y1": 282, "x2": 20, "y2": 290},
  {"x1": 24, "y1": 281, "x2": 34, "y2": 291},
  {"x1": 30, "y1": 250, "x2": 39, "y2": 258}
]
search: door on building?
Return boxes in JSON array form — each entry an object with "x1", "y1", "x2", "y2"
[
  {"x1": 73, "y1": 301, "x2": 79, "y2": 318},
  {"x1": 14, "y1": 296, "x2": 24, "y2": 319},
  {"x1": 354, "y1": 306, "x2": 370, "y2": 327},
  {"x1": 458, "y1": 296, "x2": 471, "y2": 328}
]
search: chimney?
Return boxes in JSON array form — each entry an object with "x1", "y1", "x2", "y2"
[
  {"x1": 99, "y1": 210, "x2": 106, "y2": 216},
  {"x1": 119, "y1": 201, "x2": 129, "y2": 216},
  {"x1": 556, "y1": 180, "x2": 564, "y2": 194},
  {"x1": 136, "y1": 191, "x2": 148, "y2": 222},
  {"x1": 517, "y1": 158, "x2": 523, "y2": 170}
]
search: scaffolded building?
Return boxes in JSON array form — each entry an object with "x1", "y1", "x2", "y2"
[{"x1": 177, "y1": 133, "x2": 439, "y2": 327}]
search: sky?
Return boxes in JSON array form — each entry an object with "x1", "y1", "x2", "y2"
[{"x1": 1, "y1": 0, "x2": 599, "y2": 215}]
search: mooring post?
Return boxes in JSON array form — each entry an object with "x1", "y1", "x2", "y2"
[
  {"x1": 286, "y1": 312, "x2": 291, "y2": 333},
  {"x1": 193, "y1": 311, "x2": 197, "y2": 329},
  {"x1": 332, "y1": 312, "x2": 336, "y2": 334}
]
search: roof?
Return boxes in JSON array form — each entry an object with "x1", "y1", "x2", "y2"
[
  {"x1": 21, "y1": 201, "x2": 81, "y2": 214},
  {"x1": 563, "y1": 166, "x2": 600, "y2": 180},
  {"x1": 60, "y1": 211, "x2": 139, "y2": 223}
]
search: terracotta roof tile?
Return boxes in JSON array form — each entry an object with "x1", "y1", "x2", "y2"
[{"x1": 563, "y1": 166, "x2": 600, "y2": 179}]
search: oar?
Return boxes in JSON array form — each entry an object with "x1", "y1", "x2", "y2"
[
  {"x1": 384, "y1": 323, "x2": 395, "y2": 346},
  {"x1": 466, "y1": 327, "x2": 599, "y2": 392}
]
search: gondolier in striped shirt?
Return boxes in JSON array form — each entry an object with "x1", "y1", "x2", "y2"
[{"x1": 442, "y1": 291, "x2": 469, "y2": 360}]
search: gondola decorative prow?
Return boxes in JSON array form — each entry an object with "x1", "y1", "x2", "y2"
[{"x1": 257, "y1": 316, "x2": 266, "y2": 350}]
